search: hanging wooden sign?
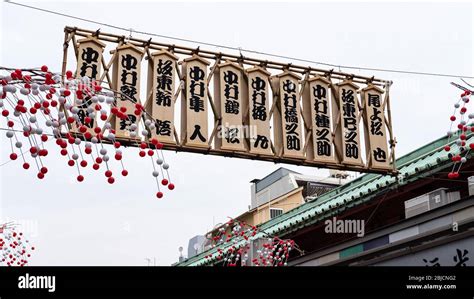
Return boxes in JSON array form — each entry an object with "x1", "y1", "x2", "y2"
[
  {"x1": 181, "y1": 55, "x2": 210, "y2": 148},
  {"x1": 111, "y1": 43, "x2": 144, "y2": 139},
  {"x1": 334, "y1": 80, "x2": 363, "y2": 166},
  {"x1": 72, "y1": 36, "x2": 106, "y2": 132},
  {"x1": 214, "y1": 61, "x2": 246, "y2": 151},
  {"x1": 302, "y1": 76, "x2": 338, "y2": 163},
  {"x1": 146, "y1": 50, "x2": 178, "y2": 145},
  {"x1": 362, "y1": 85, "x2": 390, "y2": 170},
  {"x1": 272, "y1": 71, "x2": 304, "y2": 159},
  {"x1": 246, "y1": 66, "x2": 272, "y2": 155}
]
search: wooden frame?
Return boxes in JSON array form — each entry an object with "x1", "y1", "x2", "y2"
[{"x1": 61, "y1": 26, "x2": 397, "y2": 175}]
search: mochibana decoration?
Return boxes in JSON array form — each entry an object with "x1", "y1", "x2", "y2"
[
  {"x1": 445, "y1": 82, "x2": 473, "y2": 179},
  {"x1": 0, "y1": 66, "x2": 174, "y2": 199},
  {"x1": 0, "y1": 222, "x2": 35, "y2": 267},
  {"x1": 203, "y1": 218, "x2": 301, "y2": 266}
]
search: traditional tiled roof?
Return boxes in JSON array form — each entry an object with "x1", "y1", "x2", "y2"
[{"x1": 177, "y1": 133, "x2": 464, "y2": 266}]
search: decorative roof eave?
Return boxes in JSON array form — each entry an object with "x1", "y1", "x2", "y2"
[
  {"x1": 217, "y1": 60, "x2": 244, "y2": 72},
  {"x1": 245, "y1": 66, "x2": 272, "y2": 77},
  {"x1": 149, "y1": 49, "x2": 179, "y2": 60}
]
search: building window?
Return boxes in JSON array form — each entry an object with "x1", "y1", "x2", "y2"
[{"x1": 270, "y1": 208, "x2": 283, "y2": 219}]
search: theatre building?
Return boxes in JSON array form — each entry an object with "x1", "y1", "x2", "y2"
[{"x1": 177, "y1": 133, "x2": 474, "y2": 266}]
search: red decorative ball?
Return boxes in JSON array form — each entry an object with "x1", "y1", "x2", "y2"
[
  {"x1": 93, "y1": 163, "x2": 100, "y2": 170},
  {"x1": 156, "y1": 142, "x2": 164, "y2": 150},
  {"x1": 39, "y1": 149, "x2": 48, "y2": 157},
  {"x1": 156, "y1": 192, "x2": 163, "y2": 199},
  {"x1": 444, "y1": 145, "x2": 450, "y2": 151},
  {"x1": 105, "y1": 170, "x2": 112, "y2": 177},
  {"x1": 100, "y1": 114, "x2": 107, "y2": 121},
  {"x1": 68, "y1": 160, "x2": 75, "y2": 167},
  {"x1": 22, "y1": 163, "x2": 30, "y2": 170},
  {"x1": 469, "y1": 143, "x2": 474, "y2": 150},
  {"x1": 107, "y1": 177, "x2": 115, "y2": 184},
  {"x1": 168, "y1": 183, "x2": 175, "y2": 190},
  {"x1": 40, "y1": 167, "x2": 48, "y2": 174},
  {"x1": 2, "y1": 110, "x2": 9, "y2": 117},
  {"x1": 41, "y1": 134, "x2": 48, "y2": 142},
  {"x1": 114, "y1": 142, "x2": 121, "y2": 148},
  {"x1": 80, "y1": 160, "x2": 88, "y2": 168},
  {"x1": 10, "y1": 153, "x2": 17, "y2": 160},
  {"x1": 139, "y1": 151, "x2": 146, "y2": 157},
  {"x1": 37, "y1": 172, "x2": 44, "y2": 179},
  {"x1": 161, "y1": 179, "x2": 169, "y2": 186},
  {"x1": 147, "y1": 150, "x2": 154, "y2": 156},
  {"x1": 85, "y1": 147, "x2": 92, "y2": 154},
  {"x1": 121, "y1": 170, "x2": 128, "y2": 176},
  {"x1": 77, "y1": 175, "x2": 84, "y2": 182},
  {"x1": 450, "y1": 116, "x2": 456, "y2": 121},
  {"x1": 60, "y1": 149, "x2": 68, "y2": 156},
  {"x1": 40, "y1": 65, "x2": 48, "y2": 72},
  {"x1": 115, "y1": 153, "x2": 122, "y2": 160}
]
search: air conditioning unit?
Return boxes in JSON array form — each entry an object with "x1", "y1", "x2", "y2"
[
  {"x1": 404, "y1": 188, "x2": 461, "y2": 219},
  {"x1": 468, "y1": 176, "x2": 474, "y2": 196}
]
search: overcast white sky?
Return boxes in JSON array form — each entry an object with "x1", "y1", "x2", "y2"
[{"x1": 0, "y1": 0, "x2": 472, "y2": 266}]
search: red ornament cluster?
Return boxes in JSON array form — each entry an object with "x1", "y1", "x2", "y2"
[
  {"x1": 446, "y1": 89, "x2": 472, "y2": 179},
  {"x1": 0, "y1": 223, "x2": 34, "y2": 267},
  {"x1": 0, "y1": 67, "x2": 175, "y2": 199},
  {"x1": 202, "y1": 218, "x2": 299, "y2": 266}
]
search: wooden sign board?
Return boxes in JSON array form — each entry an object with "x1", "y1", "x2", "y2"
[
  {"x1": 272, "y1": 72, "x2": 304, "y2": 159},
  {"x1": 181, "y1": 55, "x2": 210, "y2": 148},
  {"x1": 362, "y1": 85, "x2": 391, "y2": 170},
  {"x1": 146, "y1": 50, "x2": 178, "y2": 145},
  {"x1": 72, "y1": 36, "x2": 106, "y2": 132},
  {"x1": 111, "y1": 43, "x2": 144, "y2": 139},
  {"x1": 214, "y1": 61, "x2": 246, "y2": 151},
  {"x1": 246, "y1": 67, "x2": 272, "y2": 155},
  {"x1": 335, "y1": 80, "x2": 363, "y2": 166},
  {"x1": 302, "y1": 76, "x2": 337, "y2": 163}
]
